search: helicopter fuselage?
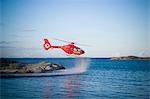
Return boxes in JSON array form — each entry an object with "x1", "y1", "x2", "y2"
[{"x1": 44, "y1": 38, "x2": 85, "y2": 55}]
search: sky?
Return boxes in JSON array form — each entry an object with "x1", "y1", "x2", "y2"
[{"x1": 0, "y1": 0, "x2": 149, "y2": 58}]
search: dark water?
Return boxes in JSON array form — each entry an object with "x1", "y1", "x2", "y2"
[{"x1": 1, "y1": 58, "x2": 150, "y2": 99}]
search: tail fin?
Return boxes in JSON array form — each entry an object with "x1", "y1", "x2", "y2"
[{"x1": 43, "y1": 38, "x2": 51, "y2": 50}]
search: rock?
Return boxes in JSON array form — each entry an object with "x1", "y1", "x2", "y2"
[
  {"x1": 0, "y1": 69, "x2": 26, "y2": 74},
  {"x1": 45, "y1": 66, "x2": 52, "y2": 71},
  {"x1": 51, "y1": 63, "x2": 65, "y2": 70},
  {"x1": 25, "y1": 62, "x2": 65, "y2": 73},
  {"x1": 0, "y1": 60, "x2": 65, "y2": 74}
]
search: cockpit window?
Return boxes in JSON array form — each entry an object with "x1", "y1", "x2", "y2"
[{"x1": 71, "y1": 47, "x2": 82, "y2": 51}]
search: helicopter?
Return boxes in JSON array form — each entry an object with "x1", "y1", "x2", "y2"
[{"x1": 43, "y1": 38, "x2": 85, "y2": 55}]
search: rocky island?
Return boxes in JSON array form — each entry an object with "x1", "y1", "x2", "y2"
[
  {"x1": 111, "y1": 56, "x2": 150, "y2": 60},
  {"x1": 0, "y1": 58, "x2": 65, "y2": 74}
]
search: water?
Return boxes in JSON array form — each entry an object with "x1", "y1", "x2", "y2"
[{"x1": 1, "y1": 58, "x2": 150, "y2": 99}]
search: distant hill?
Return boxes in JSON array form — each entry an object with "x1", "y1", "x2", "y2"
[{"x1": 111, "y1": 56, "x2": 150, "y2": 60}]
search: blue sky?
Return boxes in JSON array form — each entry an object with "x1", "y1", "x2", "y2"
[{"x1": 1, "y1": 0, "x2": 149, "y2": 58}]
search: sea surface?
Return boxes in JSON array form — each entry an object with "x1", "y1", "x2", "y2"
[{"x1": 0, "y1": 58, "x2": 150, "y2": 99}]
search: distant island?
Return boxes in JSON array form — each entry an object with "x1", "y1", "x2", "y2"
[{"x1": 111, "y1": 56, "x2": 150, "y2": 60}]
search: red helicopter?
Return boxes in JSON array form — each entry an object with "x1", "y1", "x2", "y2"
[{"x1": 43, "y1": 38, "x2": 85, "y2": 55}]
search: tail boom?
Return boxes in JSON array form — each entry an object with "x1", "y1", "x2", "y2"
[
  {"x1": 51, "y1": 46, "x2": 61, "y2": 48},
  {"x1": 44, "y1": 38, "x2": 61, "y2": 50}
]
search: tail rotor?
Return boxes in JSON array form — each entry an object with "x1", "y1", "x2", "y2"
[{"x1": 44, "y1": 38, "x2": 51, "y2": 50}]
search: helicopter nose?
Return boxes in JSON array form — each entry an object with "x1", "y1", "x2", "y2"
[{"x1": 81, "y1": 50, "x2": 85, "y2": 54}]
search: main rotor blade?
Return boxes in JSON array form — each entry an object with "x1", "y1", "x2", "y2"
[
  {"x1": 53, "y1": 38, "x2": 91, "y2": 47},
  {"x1": 53, "y1": 38, "x2": 71, "y2": 43},
  {"x1": 75, "y1": 43, "x2": 91, "y2": 47}
]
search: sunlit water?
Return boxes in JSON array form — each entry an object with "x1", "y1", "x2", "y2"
[{"x1": 1, "y1": 58, "x2": 150, "y2": 99}]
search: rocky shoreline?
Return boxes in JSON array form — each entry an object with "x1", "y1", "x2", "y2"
[{"x1": 0, "y1": 59, "x2": 65, "y2": 74}]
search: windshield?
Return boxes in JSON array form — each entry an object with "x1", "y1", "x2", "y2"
[{"x1": 71, "y1": 47, "x2": 82, "y2": 51}]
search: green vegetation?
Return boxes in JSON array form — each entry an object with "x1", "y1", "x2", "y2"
[{"x1": 1, "y1": 58, "x2": 21, "y2": 69}]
